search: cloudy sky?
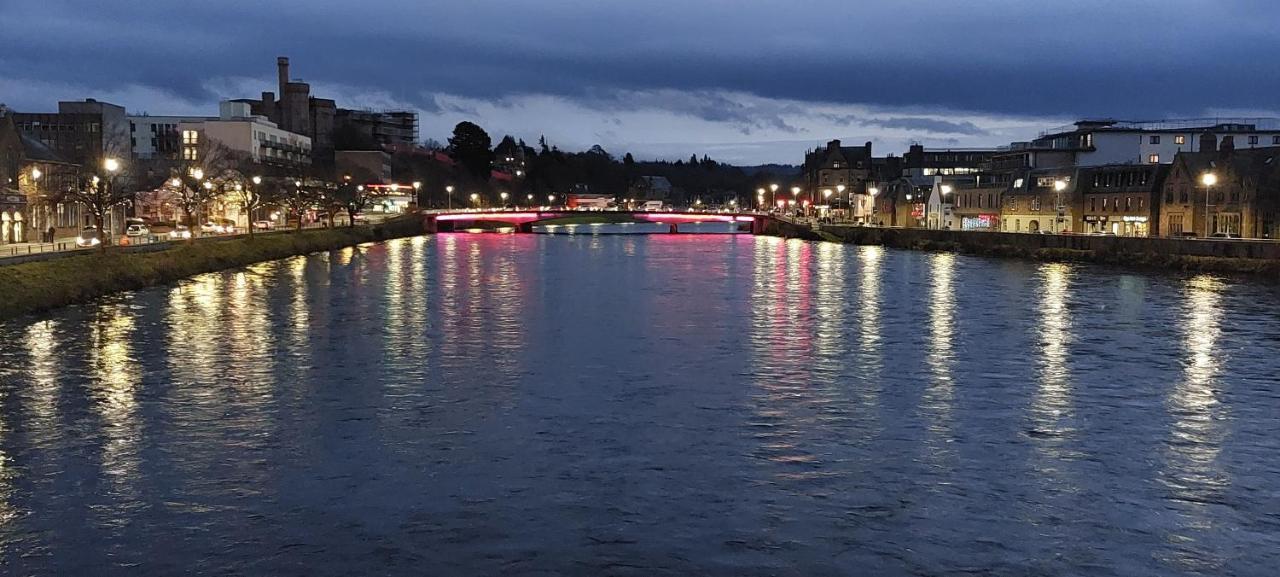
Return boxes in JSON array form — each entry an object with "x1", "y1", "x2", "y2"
[{"x1": 3, "y1": 0, "x2": 1279, "y2": 164}]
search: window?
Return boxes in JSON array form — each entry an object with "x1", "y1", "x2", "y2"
[
  {"x1": 1102, "y1": 197, "x2": 1109, "y2": 210},
  {"x1": 182, "y1": 130, "x2": 199, "y2": 145},
  {"x1": 1148, "y1": 154, "x2": 1160, "y2": 164},
  {"x1": 1030, "y1": 198, "x2": 1042, "y2": 211},
  {"x1": 182, "y1": 147, "x2": 197, "y2": 161},
  {"x1": 1175, "y1": 135, "x2": 1186, "y2": 145},
  {"x1": 1274, "y1": 136, "x2": 1280, "y2": 145},
  {"x1": 1150, "y1": 135, "x2": 1160, "y2": 144},
  {"x1": 1139, "y1": 197, "x2": 1145, "y2": 209},
  {"x1": 1126, "y1": 197, "x2": 1133, "y2": 210},
  {"x1": 1249, "y1": 135, "x2": 1259, "y2": 145},
  {"x1": 1091, "y1": 197, "x2": 1097, "y2": 212}
]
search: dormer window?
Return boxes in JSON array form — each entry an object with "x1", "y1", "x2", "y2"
[{"x1": 833, "y1": 162, "x2": 841, "y2": 168}]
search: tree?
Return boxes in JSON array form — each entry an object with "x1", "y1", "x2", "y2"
[
  {"x1": 53, "y1": 160, "x2": 135, "y2": 250},
  {"x1": 230, "y1": 175, "x2": 274, "y2": 238},
  {"x1": 448, "y1": 121, "x2": 493, "y2": 180},
  {"x1": 332, "y1": 179, "x2": 373, "y2": 227},
  {"x1": 281, "y1": 180, "x2": 315, "y2": 232}
]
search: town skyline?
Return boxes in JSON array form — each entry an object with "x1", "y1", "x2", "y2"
[{"x1": 4, "y1": 1, "x2": 1279, "y2": 164}]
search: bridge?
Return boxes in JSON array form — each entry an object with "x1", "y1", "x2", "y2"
[{"x1": 423, "y1": 210, "x2": 778, "y2": 235}]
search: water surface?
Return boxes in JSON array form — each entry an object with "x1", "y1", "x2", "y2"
[{"x1": 1, "y1": 234, "x2": 1278, "y2": 575}]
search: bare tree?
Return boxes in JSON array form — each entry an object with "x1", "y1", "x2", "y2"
[
  {"x1": 51, "y1": 161, "x2": 134, "y2": 250},
  {"x1": 280, "y1": 179, "x2": 316, "y2": 232}
]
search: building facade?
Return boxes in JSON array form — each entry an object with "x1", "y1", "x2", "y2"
[
  {"x1": 1000, "y1": 169, "x2": 1078, "y2": 234},
  {"x1": 130, "y1": 114, "x2": 212, "y2": 160},
  {"x1": 1159, "y1": 140, "x2": 1280, "y2": 238},
  {"x1": 179, "y1": 101, "x2": 312, "y2": 170},
  {"x1": 1076, "y1": 164, "x2": 1167, "y2": 236},
  {"x1": 235, "y1": 57, "x2": 336, "y2": 167}
]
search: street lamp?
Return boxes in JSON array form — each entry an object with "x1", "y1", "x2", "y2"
[
  {"x1": 469, "y1": 192, "x2": 479, "y2": 208},
  {"x1": 548, "y1": 194, "x2": 556, "y2": 205},
  {"x1": 252, "y1": 175, "x2": 262, "y2": 185},
  {"x1": 527, "y1": 193, "x2": 534, "y2": 207},
  {"x1": 1053, "y1": 179, "x2": 1067, "y2": 233},
  {"x1": 412, "y1": 181, "x2": 422, "y2": 207},
  {"x1": 868, "y1": 187, "x2": 880, "y2": 225},
  {"x1": 446, "y1": 185, "x2": 455, "y2": 210},
  {"x1": 1201, "y1": 172, "x2": 1218, "y2": 237},
  {"x1": 192, "y1": 168, "x2": 204, "y2": 181},
  {"x1": 500, "y1": 191, "x2": 509, "y2": 208},
  {"x1": 104, "y1": 158, "x2": 121, "y2": 173}
]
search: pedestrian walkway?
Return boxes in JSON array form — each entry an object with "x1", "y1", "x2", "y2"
[{"x1": 0, "y1": 237, "x2": 84, "y2": 260}]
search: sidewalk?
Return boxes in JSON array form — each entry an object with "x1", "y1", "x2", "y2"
[{"x1": 0, "y1": 237, "x2": 85, "y2": 259}]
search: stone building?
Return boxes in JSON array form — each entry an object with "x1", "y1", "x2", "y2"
[
  {"x1": 1160, "y1": 137, "x2": 1280, "y2": 238},
  {"x1": 1000, "y1": 169, "x2": 1078, "y2": 234},
  {"x1": 235, "y1": 57, "x2": 336, "y2": 168},
  {"x1": 1076, "y1": 164, "x2": 1168, "y2": 236}
]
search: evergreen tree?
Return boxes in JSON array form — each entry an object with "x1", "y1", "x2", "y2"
[{"x1": 448, "y1": 121, "x2": 494, "y2": 180}]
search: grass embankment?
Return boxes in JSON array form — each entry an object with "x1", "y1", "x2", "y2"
[{"x1": 0, "y1": 217, "x2": 424, "y2": 320}]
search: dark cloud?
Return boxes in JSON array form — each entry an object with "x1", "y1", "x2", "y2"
[{"x1": 4, "y1": 0, "x2": 1279, "y2": 159}]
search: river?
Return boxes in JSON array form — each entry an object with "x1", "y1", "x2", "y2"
[{"x1": 1, "y1": 232, "x2": 1279, "y2": 575}]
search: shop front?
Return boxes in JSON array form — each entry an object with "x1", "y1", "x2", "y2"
[
  {"x1": 1, "y1": 191, "x2": 28, "y2": 244},
  {"x1": 960, "y1": 213, "x2": 999, "y2": 231},
  {"x1": 1084, "y1": 215, "x2": 1149, "y2": 236}
]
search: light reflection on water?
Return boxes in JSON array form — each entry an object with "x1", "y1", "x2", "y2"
[{"x1": 0, "y1": 235, "x2": 1278, "y2": 576}]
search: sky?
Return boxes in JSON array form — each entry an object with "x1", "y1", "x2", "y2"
[{"x1": 3, "y1": 0, "x2": 1279, "y2": 165}]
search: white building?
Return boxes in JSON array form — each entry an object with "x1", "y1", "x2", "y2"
[
  {"x1": 129, "y1": 114, "x2": 212, "y2": 160},
  {"x1": 178, "y1": 101, "x2": 311, "y2": 169},
  {"x1": 1003, "y1": 119, "x2": 1280, "y2": 169}
]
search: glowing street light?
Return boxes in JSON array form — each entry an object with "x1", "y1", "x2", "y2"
[
  {"x1": 500, "y1": 191, "x2": 509, "y2": 207},
  {"x1": 252, "y1": 175, "x2": 262, "y2": 185},
  {"x1": 170, "y1": 178, "x2": 181, "y2": 188},
  {"x1": 548, "y1": 194, "x2": 556, "y2": 204},
  {"x1": 1202, "y1": 172, "x2": 1218, "y2": 237},
  {"x1": 103, "y1": 158, "x2": 121, "y2": 173},
  {"x1": 31, "y1": 167, "x2": 42, "y2": 180},
  {"x1": 446, "y1": 185, "x2": 455, "y2": 210},
  {"x1": 192, "y1": 168, "x2": 205, "y2": 181}
]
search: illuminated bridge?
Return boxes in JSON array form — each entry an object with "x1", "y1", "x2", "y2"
[{"x1": 423, "y1": 210, "x2": 777, "y2": 235}]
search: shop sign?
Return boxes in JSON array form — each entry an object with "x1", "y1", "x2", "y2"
[{"x1": 1122, "y1": 216, "x2": 1148, "y2": 222}]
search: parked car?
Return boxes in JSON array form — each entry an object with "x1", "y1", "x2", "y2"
[
  {"x1": 75, "y1": 226, "x2": 103, "y2": 247},
  {"x1": 125, "y1": 223, "x2": 151, "y2": 238},
  {"x1": 201, "y1": 222, "x2": 227, "y2": 234},
  {"x1": 253, "y1": 220, "x2": 275, "y2": 230},
  {"x1": 1210, "y1": 232, "x2": 1242, "y2": 239},
  {"x1": 169, "y1": 225, "x2": 192, "y2": 240}
]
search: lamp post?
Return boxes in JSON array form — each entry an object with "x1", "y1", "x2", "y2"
[
  {"x1": 527, "y1": 193, "x2": 534, "y2": 208},
  {"x1": 822, "y1": 189, "x2": 832, "y2": 220},
  {"x1": 1052, "y1": 179, "x2": 1067, "y2": 234},
  {"x1": 790, "y1": 186, "x2": 802, "y2": 217},
  {"x1": 1201, "y1": 172, "x2": 1218, "y2": 237},
  {"x1": 469, "y1": 192, "x2": 480, "y2": 208},
  {"x1": 769, "y1": 184, "x2": 779, "y2": 209},
  {"x1": 756, "y1": 187, "x2": 766, "y2": 211},
  {"x1": 548, "y1": 194, "x2": 556, "y2": 206},
  {"x1": 836, "y1": 184, "x2": 846, "y2": 220},
  {"x1": 30, "y1": 167, "x2": 44, "y2": 242},
  {"x1": 939, "y1": 184, "x2": 953, "y2": 230},
  {"x1": 446, "y1": 185, "x2": 454, "y2": 210},
  {"x1": 868, "y1": 186, "x2": 879, "y2": 225},
  {"x1": 103, "y1": 158, "x2": 121, "y2": 242},
  {"x1": 412, "y1": 181, "x2": 422, "y2": 207},
  {"x1": 499, "y1": 191, "x2": 509, "y2": 208}
]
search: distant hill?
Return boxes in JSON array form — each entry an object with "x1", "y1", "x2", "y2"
[{"x1": 737, "y1": 164, "x2": 801, "y2": 177}]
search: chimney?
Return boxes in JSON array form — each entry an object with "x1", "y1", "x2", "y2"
[
  {"x1": 277, "y1": 57, "x2": 290, "y2": 94},
  {"x1": 1219, "y1": 135, "x2": 1235, "y2": 156},
  {"x1": 827, "y1": 139, "x2": 841, "y2": 150},
  {"x1": 865, "y1": 141, "x2": 873, "y2": 157},
  {"x1": 1199, "y1": 131, "x2": 1217, "y2": 153}
]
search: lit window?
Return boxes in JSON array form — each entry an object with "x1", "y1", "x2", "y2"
[
  {"x1": 1175, "y1": 135, "x2": 1186, "y2": 145},
  {"x1": 183, "y1": 147, "x2": 198, "y2": 160},
  {"x1": 182, "y1": 130, "x2": 199, "y2": 145},
  {"x1": 1148, "y1": 154, "x2": 1160, "y2": 164}
]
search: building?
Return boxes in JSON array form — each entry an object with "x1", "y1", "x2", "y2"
[
  {"x1": 995, "y1": 119, "x2": 1280, "y2": 171},
  {"x1": 1000, "y1": 169, "x2": 1078, "y2": 234},
  {"x1": 179, "y1": 101, "x2": 312, "y2": 170},
  {"x1": 234, "y1": 57, "x2": 336, "y2": 167},
  {"x1": 130, "y1": 114, "x2": 212, "y2": 160},
  {"x1": 10, "y1": 99, "x2": 130, "y2": 235},
  {"x1": 875, "y1": 178, "x2": 932, "y2": 228},
  {"x1": 493, "y1": 136, "x2": 526, "y2": 178},
  {"x1": 334, "y1": 109, "x2": 419, "y2": 151},
  {"x1": 1159, "y1": 138, "x2": 1280, "y2": 238},
  {"x1": 1076, "y1": 164, "x2": 1168, "y2": 236},
  {"x1": 11, "y1": 99, "x2": 132, "y2": 168},
  {"x1": 803, "y1": 139, "x2": 879, "y2": 215},
  {"x1": 950, "y1": 181, "x2": 1006, "y2": 231}
]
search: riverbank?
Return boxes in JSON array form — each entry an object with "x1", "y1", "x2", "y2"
[
  {"x1": 819, "y1": 225, "x2": 1280, "y2": 278},
  {"x1": 0, "y1": 217, "x2": 425, "y2": 320}
]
